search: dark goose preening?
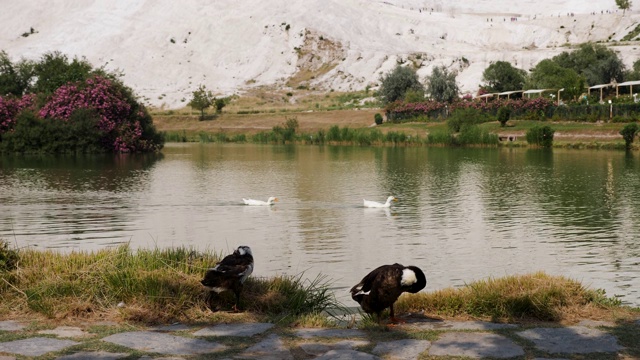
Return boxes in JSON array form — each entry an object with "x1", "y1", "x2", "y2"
[
  {"x1": 201, "y1": 245, "x2": 254, "y2": 312},
  {"x1": 350, "y1": 263, "x2": 426, "y2": 324}
]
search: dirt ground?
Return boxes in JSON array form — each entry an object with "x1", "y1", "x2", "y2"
[
  {"x1": 152, "y1": 109, "x2": 630, "y2": 145},
  {"x1": 152, "y1": 109, "x2": 380, "y2": 135}
]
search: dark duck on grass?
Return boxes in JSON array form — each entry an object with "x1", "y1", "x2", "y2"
[
  {"x1": 350, "y1": 263, "x2": 426, "y2": 324},
  {"x1": 201, "y1": 245, "x2": 254, "y2": 312}
]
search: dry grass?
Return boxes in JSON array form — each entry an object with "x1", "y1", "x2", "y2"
[
  {"x1": 152, "y1": 109, "x2": 380, "y2": 136},
  {"x1": 0, "y1": 243, "x2": 343, "y2": 326},
  {"x1": 396, "y1": 272, "x2": 638, "y2": 324}
]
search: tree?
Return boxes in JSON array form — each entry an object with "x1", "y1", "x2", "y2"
[
  {"x1": 481, "y1": 61, "x2": 527, "y2": 93},
  {"x1": 378, "y1": 65, "x2": 424, "y2": 104},
  {"x1": 426, "y1": 66, "x2": 459, "y2": 103},
  {"x1": 620, "y1": 123, "x2": 639, "y2": 149},
  {"x1": 214, "y1": 97, "x2": 226, "y2": 113},
  {"x1": 624, "y1": 59, "x2": 640, "y2": 81},
  {"x1": 616, "y1": 0, "x2": 631, "y2": 14},
  {"x1": 497, "y1": 107, "x2": 511, "y2": 127},
  {"x1": 552, "y1": 43, "x2": 625, "y2": 86},
  {"x1": 0, "y1": 51, "x2": 33, "y2": 97},
  {"x1": 32, "y1": 51, "x2": 95, "y2": 95},
  {"x1": 188, "y1": 84, "x2": 214, "y2": 120},
  {"x1": 526, "y1": 59, "x2": 585, "y2": 100}
]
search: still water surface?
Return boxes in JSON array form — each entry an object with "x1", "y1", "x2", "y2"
[{"x1": 1, "y1": 143, "x2": 639, "y2": 305}]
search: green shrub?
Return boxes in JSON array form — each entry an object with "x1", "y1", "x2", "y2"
[
  {"x1": 0, "y1": 239, "x2": 18, "y2": 272},
  {"x1": 620, "y1": 123, "x2": 639, "y2": 149},
  {"x1": 326, "y1": 125, "x2": 341, "y2": 142},
  {"x1": 457, "y1": 125, "x2": 499, "y2": 145},
  {"x1": 374, "y1": 113, "x2": 383, "y2": 125},
  {"x1": 384, "y1": 131, "x2": 407, "y2": 144},
  {"x1": 526, "y1": 125, "x2": 555, "y2": 148},
  {"x1": 231, "y1": 134, "x2": 247, "y2": 143},
  {"x1": 497, "y1": 106, "x2": 511, "y2": 127},
  {"x1": 447, "y1": 107, "x2": 489, "y2": 133},
  {"x1": 427, "y1": 130, "x2": 454, "y2": 145},
  {"x1": 0, "y1": 109, "x2": 105, "y2": 154}
]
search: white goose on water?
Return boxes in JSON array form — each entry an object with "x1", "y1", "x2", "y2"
[
  {"x1": 363, "y1": 196, "x2": 397, "y2": 208},
  {"x1": 242, "y1": 197, "x2": 278, "y2": 206}
]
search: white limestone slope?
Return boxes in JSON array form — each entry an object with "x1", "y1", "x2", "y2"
[{"x1": 1, "y1": 0, "x2": 639, "y2": 108}]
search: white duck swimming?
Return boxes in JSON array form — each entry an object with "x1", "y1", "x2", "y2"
[
  {"x1": 363, "y1": 196, "x2": 397, "y2": 208},
  {"x1": 243, "y1": 197, "x2": 278, "y2": 206}
]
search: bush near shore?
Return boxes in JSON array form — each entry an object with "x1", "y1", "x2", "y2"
[{"x1": 0, "y1": 239, "x2": 637, "y2": 326}]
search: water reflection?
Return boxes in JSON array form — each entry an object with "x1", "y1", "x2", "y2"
[{"x1": 0, "y1": 144, "x2": 638, "y2": 305}]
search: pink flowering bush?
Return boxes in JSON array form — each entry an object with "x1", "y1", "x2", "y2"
[
  {"x1": 37, "y1": 76, "x2": 163, "y2": 152},
  {"x1": 387, "y1": 97, "x2": 555, "y2": 122},
  {"x1": 0, "y1": 94, "x2": 35, "y2": 133}
]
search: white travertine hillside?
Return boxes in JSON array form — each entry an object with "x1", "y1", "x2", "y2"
[{"x1": 1, "y1": 0, "x2": 639, "y2": 108}]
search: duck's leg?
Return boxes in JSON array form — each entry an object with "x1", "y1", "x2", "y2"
[
  {"x1": 388, "y1": 304, "x2": 406, "y2": 324},
  {"x1": 389, "y1": 305, "x2": 398, "y2": 324},
  {"x1": 232, "y1": 284, "x2": 243, "y2": 312}
]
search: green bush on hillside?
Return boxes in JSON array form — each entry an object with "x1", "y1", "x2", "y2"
[{"x1": 526, "y1": 125, "x2": 555, "y2": 148}]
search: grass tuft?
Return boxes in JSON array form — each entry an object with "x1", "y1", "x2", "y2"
[
  {"x1": 0, "y1": 243, "x2": 344, "y2": 325},
  {"x1": 396, "y1": 272, "x2": 633, "y2": 322}
]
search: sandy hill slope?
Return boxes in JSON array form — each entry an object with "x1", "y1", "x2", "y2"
[{"x1": 2, "y1": 1, "x2": 640, "y2": 108}]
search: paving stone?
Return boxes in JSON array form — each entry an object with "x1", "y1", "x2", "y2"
[
  {"x1": 56, "y1": 351, "x2": 128, "y2": 360},
  {"x1": 0, "y1": 321, "x2": 25, "y2": 332},
  {"x1": 576, "y1": 320, "x2": 615, "y2": 328},
  {"x1": 430, "y1": 332, "x2": 525, "y2": 358},
  {"x1": 314, "y1": 349, "x2": 381, "y2": 360},
  {"x1": 405, "y1": 319, "x2": 517, "y2": 331},
  {"x1": 193, "y1": 323, "x2": 274, "y2": 337},
  {"x1": 39, "y1": 326, "x2": 89, "y2": 338},
  {"x1": 298, "y1": 340, "x2": 370, "y2": 356},
  {"x1": 294, "y1": 328, "x2": 366, "y2": 339},
  {"x1": 0, "y1": 337, "x2": 79, "y2": 357},
  {"x1": 517, "y1": 326, "x2": 623, "y2": 354},
  {"x1": 149, "y1": 323, "x2": 194, "y2": 332},
  {"x1": 102, "y1": 331, "x2": 225, "y2": 355},
  {"x1": 372, "y1": 339, "x2": 431, "y2": 360},
  {"x1": 235, "y1": 334, "x2": 292, "y2": 360}
]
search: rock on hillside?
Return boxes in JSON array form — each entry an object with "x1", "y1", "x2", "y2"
[{"x1": 1, "y1": 0, "x2": 640, "y2": 108}]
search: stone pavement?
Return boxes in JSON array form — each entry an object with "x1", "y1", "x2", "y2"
[{"x1": 0, "y1": 317, "x2": 634, "y2": 359}]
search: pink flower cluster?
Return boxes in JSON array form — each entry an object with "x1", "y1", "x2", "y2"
[
  {"x1": 387, "y1": 97, "x2": 554, "y2": 118},
  {"x1": 385, "y1": 100, "x2": 446, "y2": 113},
  {"x1": 0, "y1": 94, "x2": 35, "y2": 134},
  {"x1": 38, "y1": 76, "x2": 151, "y2": 152},
  {"x1": 39, "y1": 76, "x2": 131, "y2": 132}
]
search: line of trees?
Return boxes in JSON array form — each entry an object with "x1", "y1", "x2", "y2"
[{"x1": 379, "y1": 43, "x2": 640, "y2": 107}]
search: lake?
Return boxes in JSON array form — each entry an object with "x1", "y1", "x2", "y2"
[{"x1": 1, "y1": 143, "x2": 639, "y2": 306}]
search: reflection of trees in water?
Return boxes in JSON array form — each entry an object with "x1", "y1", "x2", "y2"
[
  {"x1": 0, "y1": 152, "x2": 163, "y2": 193},
  {"x1": 0, "y1": 153, "x2": 163, "y2": 247},
  {"x1": 293, "y1": 146, "x2": 356, "y2": 250},
  {"x1": 377, "y1": 147, "x2": 464, "y2": 212},
  {"x1": 522, "y1": 149, "x2": 625, "y2": 234}
]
